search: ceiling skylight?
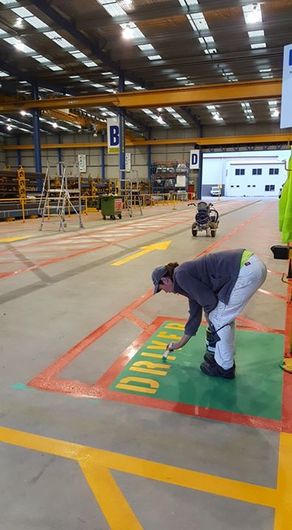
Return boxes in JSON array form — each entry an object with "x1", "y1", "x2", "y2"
[
  {"x1": 83, "y1": 60, "x2": 98, "y2": 68},
  {"x1": 204, "y1": 48, "x2": 217, "y2": 55},
  {"x1": 12, "y1": 6, "x2": 32, "y2": 17},
  {"x1": 44, "y1": 31, "x2": 72, "y2": 50},
  {"x1": 47, "y1": 64, "x2": 63, "y2": 71},
  {"x1": 0, "y1": 0, "x2": 19, "y2": 4},
  {"x1": 120, "y1": 22, "x2": 145, "y2": 40},
  {"x1": 206, "y1": 105, "x2": 224, "y2": 122},
  {"x1": 251, "y1": 42, "x2": 266, "y2": 49},
  {"x1": 241, "y1": 101, "x2": 255, "y2": 120},
  {"x1": 187, "y1": 12, "x2": 209, "y2": 31},
  {"x1": 4, "y1": 37, "x2": 34, "y2": 54},
  {"x1": 242, "y1": 4, "x2": 262, "y2": 25},
  {"x1": 178, "y1": 0, "x2": 198, "y2": 5},
  {"x1": 97, "y1": 0, "x2": 126, "y2": 18},
  {"x1": 148, "y1": 55, "x2": 162, "y2": 61},
  {"x1": 26, "y1": 16, "x2": 48, "y2": 29},
  {"x1": 138, "y1": 44, "x2": 154, "y2": 51},
  {"x1": 248, "y1": 30, "x2": 264, "y2": 38},
  {"x1": 199, "y1": 36, "x2": 215, "y2": 45},
  {"x1": 33, "y1": 55, "x2": 50, "y2": 64}
]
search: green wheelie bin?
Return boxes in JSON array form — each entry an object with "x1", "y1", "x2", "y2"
[{"x1": 100, "y1": 195, "x2": 123, "y2": 220}]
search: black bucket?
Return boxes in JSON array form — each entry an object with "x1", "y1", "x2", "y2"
[{"x1": 270, "y1": 245, "x2": 289, "y2": 260}]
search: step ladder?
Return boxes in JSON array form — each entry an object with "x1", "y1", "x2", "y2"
[
  {"x1": 39, "y1": 162, "x2": 84, "y2": 231},
  {"x1": 123, "y1": 180, "x2": 143, "y2": 217}
]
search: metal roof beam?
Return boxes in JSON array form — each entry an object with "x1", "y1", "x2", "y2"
[
  {"x1": 0, "y1": 79, "x2": 282, "y2": 112},
  {"x1": 2, "y1": 132, "x2": 292, "y2": 150}
]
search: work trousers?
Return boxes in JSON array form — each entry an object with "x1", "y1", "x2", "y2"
[{"x1": 207, "y1": 255, "x2": 267, "y2": 369}]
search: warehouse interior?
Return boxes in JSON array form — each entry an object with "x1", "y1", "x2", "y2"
[{"x1": 0, "y1": 1, "x2": 292, "y2": 529}]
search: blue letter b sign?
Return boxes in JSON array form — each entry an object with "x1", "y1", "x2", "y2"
[{"x1": 110, "y1": 126, "x2": 120, "y2": 146}]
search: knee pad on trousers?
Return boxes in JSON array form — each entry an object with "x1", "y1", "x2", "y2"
[{"x1": 206, "y1": 325, "x2": 220, "y2": 348}]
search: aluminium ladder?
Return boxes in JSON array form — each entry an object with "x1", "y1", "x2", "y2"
[{"x1": 39, "y1": 162, "x2": 84, "y2": 231}]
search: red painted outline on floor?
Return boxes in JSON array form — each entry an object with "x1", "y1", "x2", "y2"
[
  {"x1": 29, "y1": 315, "x2": 286, "y2": 433},
  {"x1": 27, "y1": 202, "x2": 291, "y2": 432},
  {"x1": 0, "y1": 202, "x2": 275, "y2": 280},
  {"x1": 0, "y1": 211, "x2": 195, "y2": 278}
]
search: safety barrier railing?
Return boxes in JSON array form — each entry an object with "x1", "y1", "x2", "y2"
[
  {"x1": 0, "y1": 192, "x2": 195, "y2": 223},
  {"x1": 0, "y1": 197, "x2": 40, "y2": 223}
]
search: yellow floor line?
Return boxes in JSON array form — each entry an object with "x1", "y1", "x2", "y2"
[
  {"x1": 0, "y1": 426, "x2": 277, "y2": 509},
  {"x1": 273, "y1": 433, "x2": 292, "y2": 530},
  {"x1": 80, "y1": 459, "x2": 143, "y2": 530},
  {"x1": 0, "y1": 235, "x2": 32, "y2": 243}
]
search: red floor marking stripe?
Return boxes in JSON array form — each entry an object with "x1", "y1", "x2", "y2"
[
  {"x1": 28, "y1": 290, "x2": 153, "y2": 386},
  {"x1": 284, "y1": 280, "x2": 292, "y2": 357},
  {"x1": 236, "y1": 316, "x2": 284, "y2": 335},
  {"x1": 279, "y1": 278, "x2": 292, "y2": 432},
  {"x1": 96, "y1": 323, "x2": 165, "y2": 388},
  {"x1": 100, "y1": 389, "x2": 282, "y2": 433},
  {"x1": 267, "y1": 269, "x2": 286, "y2": 277},
  {"x1": 258, "y1": 288, "x2": 286, "y2": 301},
  {"x1": 0, "y1": 202, "x2": 263, "y2": 279},
  {"x1": 0, "y1": 212, "x2": 196, "y2": 279},
  {"x1": 29, "y1": 314, "x2": 291, "y2": 433},
  {"x1": 195, "y1": 204, "x2": 270, "y2": 259},
  {"x1": 124, "y1": 313, "x2": 148, "y2": 330}
]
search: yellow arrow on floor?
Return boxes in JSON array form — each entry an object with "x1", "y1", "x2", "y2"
[
  {"x1": 111, "y1": 240, "x2": 172, "y2": 266},
  {"x1": 0, "y1": 235, "x2": 32, "y2": 243}
]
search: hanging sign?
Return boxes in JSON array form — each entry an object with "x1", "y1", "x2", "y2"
[
  {"x1": 280, "y1": 44, "x2": 292, "y2": 129},
  {"x1": 125, "y1": 152, "x2": 132, "y2": 172},
  {"x1": 107, "y1": 118, "x2": 120, "y2": 154},
  {"x1": 189, "y1": 149, "x2": 200, "y2": 169},
  {"x1": 78, "y1": 154, "x2": 87, "y2": 173}
]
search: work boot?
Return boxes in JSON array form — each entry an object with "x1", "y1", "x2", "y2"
[
  {"x1": 203, "y1": 352, "x2": 215, "y2": 364},
  {"x1": 200, "y1": 358, "x2": 235, "y2": 379},
  {"x1": 203, "y1": 352, "x2": 236, "y2": 368}
]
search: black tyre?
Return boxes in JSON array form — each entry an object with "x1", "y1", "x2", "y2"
[
  {"x1": 211, "y1": 230, "x2": 216, "y2": 237},
  {"x1": 118, "y1": 214, "x2": 122, "y2": 219}
]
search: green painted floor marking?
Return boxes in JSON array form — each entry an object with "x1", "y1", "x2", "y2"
[
  {"x1": 110, "y1": 321, "x2": 284, "y2": 420},
  {"x1": 12, "y1": 383, "x2": 28, "y2": 390}
]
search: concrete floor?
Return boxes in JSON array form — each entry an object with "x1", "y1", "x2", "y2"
[{"x1": 0, "y1": 198, "x2": 291, "y2": 530}]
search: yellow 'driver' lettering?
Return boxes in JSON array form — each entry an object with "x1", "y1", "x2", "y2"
[{"x1": 115, "y1": 323, "x2": 181, "y2": 395}]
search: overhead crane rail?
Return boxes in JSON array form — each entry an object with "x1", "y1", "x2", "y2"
[{"x1": 0, "y1": 79, "x2": 282, "y2": 112}]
